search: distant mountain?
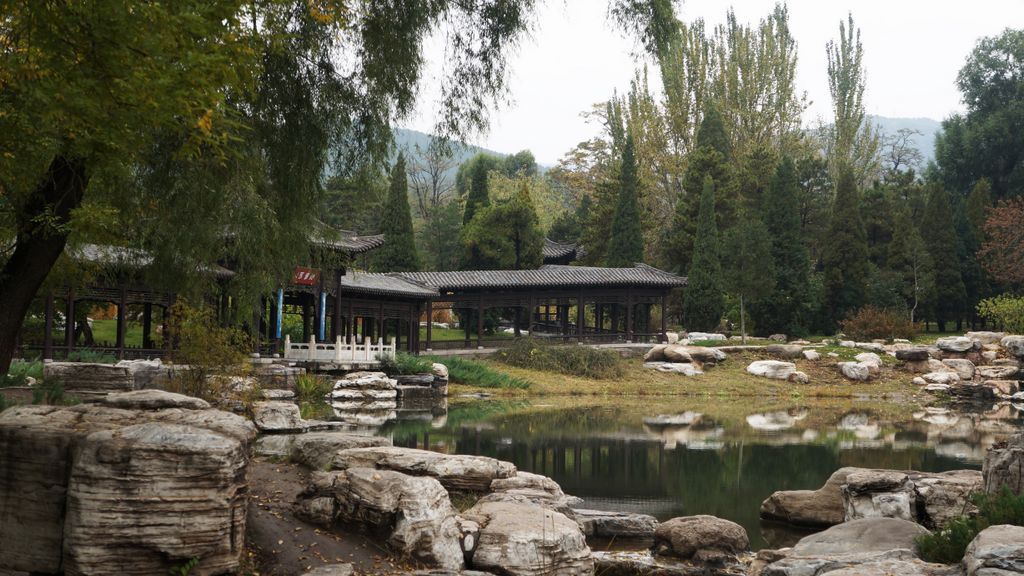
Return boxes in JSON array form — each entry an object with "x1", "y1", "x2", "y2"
[
  {"x1": 391, "y1": 128, "x2": 511, "y2": 181},
  {"x1": 868, "y1": 116, "x2": 943, "y2": 167}
]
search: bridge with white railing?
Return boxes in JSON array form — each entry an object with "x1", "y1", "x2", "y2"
[{"x1": 283, "y1": 334, "x2": 396, "y2": 364}]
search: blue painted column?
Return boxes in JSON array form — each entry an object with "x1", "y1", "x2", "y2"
[
  {"x1": 318, "y1": 291, "x2": 327, "y2": 341},
  {"x1": 275, "y1": 289, "x2": 284, "y2": 339}
]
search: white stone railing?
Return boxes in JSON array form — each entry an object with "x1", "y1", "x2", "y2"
[{"x1": 283, "y1": 334, "x2": 396, "y2": 363}]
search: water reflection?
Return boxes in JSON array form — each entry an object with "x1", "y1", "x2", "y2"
[{"x1": 356, "y1": 397, "x2": 1024, "y2": 550}]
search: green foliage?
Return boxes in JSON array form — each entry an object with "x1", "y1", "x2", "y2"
[
  {"x1": 496, "y1": 338, "x2": 624, "y2": 380},
  {"x1": 421, "y1": 355, "x2": 529, "y2": 389},
  {"x1": 2, "y1": 360, "x2": 43, "y2": 387},
  {"x1": 825, "y1": 13, "x2": 880, "y2": 184},
  {"x1": 915, "y1": 487, "x2": 1024, "y2": 564},
  {"x1": 966, "y1": 179, "x2": 993, "y2": 240},
  {"x1": 921, "y1": 185, "x2": 967, "y2": 329},
  {"x1": 887, "y1": 207, "x2": 934, "y2": 323},
  {"x1": 977, "y1": 294, "x2": 1024, "y2": 333},
  {"x1": 321, "y1": 166, "x2": 387, "y2": 234},
  {"x1": 378, "y1": 352, "x2": 435, "y2": 376},
  {"x1": 683, "y1": 176, "x2": 724, "y2": 331},
  {"x1": 65, "y1": 350, "x2": 118, "y2": 364},
  {"x1": 839, "y1": 306, "x2": 919, "y2": 342},
  {"x1": 373, "y1": 153, "x2": 420, "y2": 272},
  {"x1": 821, "y1": 170, "x2": 869, "y2": 328},
  {"x1": 166, "y1": 302, "x2": 251, "y2": 402},
  {"x1": 463, "y1": 156, "x2": 494, "y2": 225},
  {"x1": 168, "y1": 557, "x2": 201, "y2": 576},
  {"x1": 461, "y1": 182, "x2": 543, "y2": 270},
  {"x1": 606, "y1": 135, "x2": 645, "y2": 267},
  {"x1": 294, "y1": 374, "x2": 332, "y2": 403},
  {"x1": 722, "y1": 211, "x2": 774, "y2": 340},
  {"x1": 32, "y1": 381, "x2": 76, "y2": 406},
  {"x1": 418, "y1": 201, "x2": 464, "y2": 271}
]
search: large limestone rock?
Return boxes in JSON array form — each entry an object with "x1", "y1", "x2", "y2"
[
  {"x1": 896, "y1": 347, "x2": 931, "y2": 362},
  {"x1": 644, "y1": 345, "x2": 669, "y2": 362},
  {"x1": 913, "y1": 470, "x2": 983, "y2": 529},
  {"x1": 42, "y1": 362, "x2": 134, "y2": 397},
  {"x1": 652, "y1": 515, "x2": 749, "y2": 562},
  {"x1": 842, "y1": 470, "x2": 917, "y2": 522},
  {"x1": 977, "y1": 365, "x2": 1020, "y2": 380},
  {"x1": 760, "y1": 467, "x2": 859, "y2": 527},
  {"x1": 482, "y1": 471, "x2": 582, "y2": 516},
  {"x1": 684, "y1": 346, "x2": 728, "y2": 365},
  {"x1": 942, "y1": 359, "x2": 976, "y2": 380},
  {"x1": 0, "y1": 392, "x2": 256, "y2": 575},
  {"x1": 966, "y1": 331, "x2": 1007, "y2": 346},
  {"x1": 662, "y1": 345, "x2": 694, "y2": 363},
  {"x1": 767, "y1": 344, "x2": 805, "y2": 360},
  {"x1": 291, "y1": 431, "x2": 391, "y2": 470},
  {"x1": 839, "y1": 362, "x2": 872, "y2": 381},
  {"x1": 98, "y1": 388, "x2": 210, "y2": 410},
  {"x1": 654, "y1": 363, "x2": 703, "y2": 376},
  {"x1": 573, "y1": 509, "x2": 658, "y2": 539},
  {"x1": 593, "y1": 550, "x2": 716, "y2": 576},
  {"x1": 252, "y1": 400, "x2": 307, "y2": 432},
  {"x1": 747, "y1": 360, "x2": 797, "y2": 381},
  {"x1": 983, "y1": 433, "x2": 1024, "y2": 495},
  {"x1": 462, "y1": 500, "x2": 593, "y2": 576},
  {"x1": 963, "y1": 524, "x2": 1024, "y2": 576},
  {"x1": 936, "y1": 337, "x2": 978, "y2": 353},
  {"x1": 296, "y1": 468, "x2": 464, "y2": 570},
  {"x1": 330, "y1": 446, "x2": 516, "y2": 492},
  {"x1": 1000, "y1": 335, "x2": 1024, "y2": 359}
]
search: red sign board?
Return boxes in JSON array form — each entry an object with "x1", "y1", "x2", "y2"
[{"x1": 291, "y1": 267, "x2": 320, "y2": 286}]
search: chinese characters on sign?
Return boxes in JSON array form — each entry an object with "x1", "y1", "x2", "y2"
[{"x1": 291, "y1": 267, "x2": 320, "y2": 286}]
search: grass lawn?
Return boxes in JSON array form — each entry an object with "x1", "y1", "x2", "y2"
[{"x1": 88, "y1": 319, "x2": 144, "y2": 347}]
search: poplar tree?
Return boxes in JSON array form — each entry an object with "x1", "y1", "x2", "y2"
[
  {"x1": 606, "y1": 134, "x2": 645, "y2": 267},
  {"x1": 682, "y1": 176, "x2": 724, "y2": 331},
  {"x1": 921, "y1": 185, "x2": 967, "y2": 331},
  {"x1": 821, "y1": 170, "x2": 869, "y2": 328},
  {"x1": 373, "y1": 154, "x2": 420, "y2": 272}
]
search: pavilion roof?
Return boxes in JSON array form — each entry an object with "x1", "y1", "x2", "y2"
[
  {"x1": 69, "y1": 244, "x2": 236, "y2": 279},
  {"x1": 542, "y1": 238, "x2": 579, "y2": 262},
  {"x1": 310, "y1": 222, "x2": 386, "y2": 254},
  {"x1": 390, "y1": 263, "x2": 686, "y2": 292},
  {"x1": 339, "y1": 271, "x2": 438, "y2": 299}
]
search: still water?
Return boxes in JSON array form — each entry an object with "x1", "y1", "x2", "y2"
[{"x1": 331, "y1": 395, "x2": 1024, "y2": 549}]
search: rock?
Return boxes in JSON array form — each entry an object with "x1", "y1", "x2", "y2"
[
  {"x1": 978, "y1": 365, "x2": 1019, "y2": 380},
  {"x1": 254, "y1": 434, "x2": 296, "y2": 459},
  {"x1": 769, "y1": 334, "x2": 788, "y2": 342},
  {"x1": 656, "y1": 363, "x2": 703, "y2": 376},
  {"x1": 330, "y1": 446, "x2": 516, "y2": 492},
  {"x1": 897, "y1": 347, "x2": 932, "y2": 362},
  {"x1": 923, "y1": 383, "x2": 951, "y2": 393},
  {"x1": 1001, "y1": 335, "x2": 1024, "y2": 359},
  {"x1": 662, "y1": 345, "x2": 694, "y2": 363},
  {"x1": 937, "y1": 337, "x2": 978, "y2": 353},
  {"x1": 396, "y1": 374, "x2": 436, "y2": 386},
  {"x1": 746, "y1": 410, "x2": 808, "y2": 431},
  {"x1": 573, "y1": 509, "x2": 658, "y2": 539},
  {"x1": 747, "y1": 360, "x2": 797, "y2": 381},
  {"x1": 686, "y1": 332, "x2": 726, "y2": 342},
  {"x1": 432, "y1": 363, "x2": 449, "y2": 379},
  {"x1": 297, "y1": 468, "x2": 464, "y2": 569},
  {"x1": 251, "y1": 362, "x2": 304, "y2": 390},
  {"x1": 994, "y1": 358, "x2": 1021, "y2": 368},
  {"x1": 839, "y1": 340, "x2": 856, "y2": 348},
  {"x1": 330, "y1": 387, "x2": 398, "y2": 401},
  {"x1": 760, "y1": 467, "x2": 860, "y2": 527},
  {"x1": 802, "y1": 350, "x2": 821, "y2": 361},
  {"x1": 291, "y1": 432, "x2": 392, "y2": 470},
  {"x1": 684, "y1": 346, "x2": 727, "y2": 365},
  {"x1": 838, "y1": 362, "x2": 872, "y2": 381},
  {"x1": 262, "y1": 388, "x2": 296, "y2": 400},
  {"x1": 644, "y1": 345, "x2": 668, "y2": 362},
  {"x1": 334, "y1": 371, "x2": 397, "y2": 390},
  {"x1": 942, "y1": 359, "x2": 976, "y2": 380},
  {"x1": 462, "y1": 501, "x2": 593, "y2": 576},
  {"x1": 842, "y1": 470, "x2": 916, "y2": 522},
  {"x1": 919, "y1": 372, "x2": 961, "y2": 386},
  {"x1": 963, "y1": 524, "x2": 1024, "y2": 576},
  {"x1": 302, "y1": 564, "x2": 355, "y2": 576},
  {"x1": 790, "y1": 371, "x2": 810, "y2": 384},
  {"x1": 252, "y1": 400, "x2": 306, "y2": 432},
  {"x1": 791, "y1": 559, "x2": 958, "y2": 576},
  {"x1": 982, "y1": 350, "x2": 999, "y2": 363},
  {"x1": 855, "y1": 353, "x2": 883, "y2": 367},
  {"x1": 653, "y1": 515, "x2": 748, "y2": 562},
  {"x1": 42, "y1": 362, "x2": 134, "y2": 397},
  {"x1": 643, "y1": 412, "x2": 702, "y2": 426},
  {"x1": 767, "y1": 345, "x2": 805, "y2": 360},
  {"x1": 856, "y1": 342, "x2": 886, "y2": 353},
  {"x1": 592, "y1": 550, "x2": 714, "y2": 576},
  {"x1": 913, "y1": 470, "x2": 983, "y2": 529},
  {"x1": 114, "y1": 358, "x2": 168, "y2": 389},
  {"x1": 98, "y1": 389, "x2": 210, "y2": 411},
  {"x1": 983, "y1": 433, "x2": 1023, "y2": 495},
  {"x1": 967, "y1": 331, "x2": 1007, "y2": 345},
  {"x1": 984, "y1": 380, "x2": 1020, "y2": 396},
  {"x1": 791, "y1": 517, "x2": 929, "y2": 557},
  {"x1": 827, "y1": 352, "x2": 839, "y2": 358},
  {"x1": 483, "y1": 471, "x2": 582, "y2": 516}
]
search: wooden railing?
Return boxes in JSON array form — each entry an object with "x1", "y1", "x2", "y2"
[{"x1": 283, "y1": 334, "x2": 396, "y2": 363}]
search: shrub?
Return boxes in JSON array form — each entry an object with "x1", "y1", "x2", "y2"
[
  {"x1": 0, "y1": 394, "x2": 7, "y2": 413},
  {"x1": 2, "y1": 360, "x2": 43, "y2": 387},
  {"x1": 421, "y1": 355, "x2": 529, "y2": 389},
  {"x1": 65, "y1": 350, "x2": 117, "y2": 363},
  {"x1": 295, "y1": 373, "x2": 332, "y2": 402},
  {"x1": 165, "y1": 301, "x2": 251, "y2": 403},
  {"x1": 839, "y1": 306, "x2": 919, "y2": 342},
  {"x1": 377, "y1": 351, "x2": 434, "y2": 376},
  {"x1": 915, "y1": 487, "x2": 1024, "y2": 563},
  {"x1": 31, "y1": 381, "x2": 77, "y2": 406},
  {"x1": 495, "y1": 337, "x2": 624, "y2": 379},
  {"x1": 977, "y1": 294, "x2": 1024, "y2": 333}
]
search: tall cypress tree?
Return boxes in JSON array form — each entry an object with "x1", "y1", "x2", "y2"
[
  {"x1": 682, "y1": 176, "x2": 724, "y2": 331},
  {"x1": 463, "y1": 159, "x2": 490, "y2": 225},
  {"x1": 821, "y1": 169, "x2": 869, "y2": 328},
  {"x1": 751, "y1": 157, "x2": 810, "y2": 335},
  {"x1": 373, "y1": 153, "x2": 420, "y2": 272},
  {"x1": 954, "y1": 193, "x2": 985, "y2": 328},
  {"x1": 722, "y1": 210, "x2": 774, "y2": 343},
  {"x1": 887, "y1": 207, "x2": 934, "y2": 323},
  {"x1": 921, "y1": 184, "x2": 966, "y2": 331},
  {"x1": 606, "y1": 134, "x2": 644, "y2": 267}
]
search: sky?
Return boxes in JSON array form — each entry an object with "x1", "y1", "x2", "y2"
[{"x1": 402, "y1": 0, "x2": 1024, "y2": 165}]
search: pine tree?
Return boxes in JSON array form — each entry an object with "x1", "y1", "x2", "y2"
[
  {"x1": 954, "y1": 194, "x2": 986, "y2": 329},
  {"x1": 606, "y1": 134, "x2": 645, "y2": 267},
  {"x1": 682, "y1": 176, "x2": 724, "y2": 331},
  {"x1": 821, "y1": 169, "x2": 869, "y2": 328},
  {"x1": 373, "y1": 153, "x2": 420, "y2": 272},
  {"x1": 966, "y1": 178, "x2": 993, "y2": 241},
  {"x1": 722, "y1": 210, "x2": 774, "y2": 343},
  {"x1": 463, "y1": 159, "x2": 491, "y2": 225},
  {"x1": 751, "y1": 156, "x2": 810, "y2": 335},
  {"x1": 887, "y1": 207, "x2": 934, "y2": 323},
  {"x1": 921, "y1": 184, "x2": 967, "y2": 331}
]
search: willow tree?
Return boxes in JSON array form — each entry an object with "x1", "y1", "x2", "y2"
[{"x1": 0, "y1": 0, "x2": 537, "y2": 375}]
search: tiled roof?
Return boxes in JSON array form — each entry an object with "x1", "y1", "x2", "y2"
[
  {"x1": 70, "y1": 244, "x2": 235, "y2": 279},
  {"x1": 392, "y1": 264, "x2": 686, "y2": 291},
  {"x1": 542, "y1": 238, "x2": 578, "y2": 260},
  {"x1": 311, "y1": 222, "x2": 386, "y2": 254},
  {"x1": 339, "y1": 272, "x2": 438, "y2": 299}
]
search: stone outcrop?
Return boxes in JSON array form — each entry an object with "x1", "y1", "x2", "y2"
[
  {"x1": 461, "y1": 500, "x2": 594, "y2": 576},
  {"x1": 330, "y1": 446, "x2": 516, "y2": 492},
  {"x1": 963, "y1": 524, "x2": 1024, "y2": 576},
  {"x1": 296, "y1": 468, "x2": 465, "y2": 570},
  {"x1": 936, "y1": 336, "x2": 979, "y2": 353},
  {"x1": 913, "y1": 470, "x2": 984, "y2": 529},
  {"x1": 941, "y1": 359, "x2": 976, "y2": 380},
  {"x1": 766, "y1": 344, "x2": 805, "y2": 360},
  {"x1": 1000, "y1": 335, "x2": 1024, "y2": 359},
  {"x1": 896, "y1": 347, "x2": 931, "y2": 362},
  {"x1": 291, "y1": 431, "x2": 392, "y2": 470},
  {"x1": 760, "y1": 467, "x2": 859, "y2": 527},
  {"x1": 966, "y1": 331, "x2": 1007, "y2": 345},
  {"x1": 839, "y1": 362, "x2": 873, "y2": 381},
  {"x1": 841, "y1": 469, "x2": 983, "y2": 529},
  {"x1": 480, "y1": 471, "x2": 582, "y2": 516},
  {"x1": 983, "y1": 432, "x2": 1023, "y2": 495},
  {"x1": 747, "y1": 361, "x2": 797, "y2": 381},
  {"x1": 593, "y1": 550, "x2": 717, "y2": 576},
  {"x1": 42, "y1": 361, "x2": 134, "y2": 398},
  {"x1": 977, "y1": 365, "x2": 1019, "y2": 380},
  {"x1": 652, "y1": 515, "x2": 748, "y2": 563},
  {"x1": 573, "y1": 509, "x2": 658, "y2": 540},
  {"x1": 0, "y1": 391, "x2": 256, "y2": 575},
  {"x1": 252, "y1": 400, "x2": 307, "y2": 432}
]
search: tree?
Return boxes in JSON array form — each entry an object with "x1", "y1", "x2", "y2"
[
  {"x1": 407, "y1": 142, "x2": 456, "y2": 220},
  {"x1": 979, "y1": 196, "x2": 1024, "y2": 288},
  {"x1": 418, "y1": 201, "x2": 463, "y2": 271},
  {"x1": 921, "y1": 185, "x2": 967, "y2": 331},
  {"x1": 824, "y1": 13, "x2": 880, "y2": 185},
  {"x1": 322, "y1": 167, "x2": 387, "y2": 234},
  {"x1": 751, "y1": 156, "x2": 810, "y2": 335},
  {"x1": 372, "y1": 154, "x2": 420, "y2": 272},
  {"x1": 682, "y1": 176, "x2": 724, "y2": 331},
  {"x1": 463, "y1": 159, "x2": 492, "y2": 225},
  {"x1": 966, "y1": 178, "x2": 993, "y2": 241},
  {"x1": 881, "y1": 128, "x2": 924, "y2": 177},
  {"x1": 821, "y1": 170, "x2": 869, "y2": 328},
  {"x1": 606, "y1": 135, "x2": 645, "y2": 267},
  {"x1": 887, "y1": 208, "x2": 934, "y2": 323},
  {"x1": 722, "y1": 212, "x2": 774, "y2": 343}
]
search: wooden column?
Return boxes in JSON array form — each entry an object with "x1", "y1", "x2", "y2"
[
  {"x1": 477, "y1": 294, "x2": 484, "y2": 349},
  {"x1": 527, "y1": 292, "x2": 535, "y2": 335},
  {"x1": 43, "y1": 294, "x2": 54, "y2": 360},
  {"x1": 660, "y1": 294, "x2": 667, "y2": 340},
  {"x1": 626, "y1": 290, "x2": 634, "y2": 342},
  {"x1": 377, "y1": 302, "x2": 384, "y2": 341},
  {"x1": 426, "y1": 301, "x2": 433, "y2": 351},
  {"x1": 116, "y1": 287, "x2": 127, "y2": 359},
  {"x1": 65, "y1": 288, "x2": 75, "y2": 352},
  {"x1": 347, "y1": 299, "x2": 354, "y2": 341},
  {"x1": 576, "y1": 288, "x2": 585, "y2": 341},
  {"x1": 143, "y1": 302, "x2": 153, "y2": 349}
]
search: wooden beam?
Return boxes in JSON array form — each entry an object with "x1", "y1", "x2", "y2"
[{"x1": 426, "y1": 301, "x2": 433, "y2": 351}]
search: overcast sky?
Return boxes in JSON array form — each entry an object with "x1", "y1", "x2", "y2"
[{"x1": 402, "y1": 0, "x2": 1023, "y2": 165}]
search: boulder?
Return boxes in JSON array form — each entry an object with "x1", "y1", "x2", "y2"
[
  {"x1": 684, "y1": 346, "x2": 727, "y2": 365},
  {"x1": 330, "y1": 446, "x2": 516, "y2": 492},
  {"x1": 855, "y1": 352, "x2": 883, "y2": 367},
  {"x1": 919, "y1": 372, "x2": 961, "y2": 386},
  {"x1": 395, "y1": 374, "x2": 436, "y2": 386},
  {"x1": 967, "y1": 331, "x2": 1007, "y2": 345},
  {"x1": 842, "y1": 470, "x2": 916, "y2": 522},
  {"x1": 802, "y1": 350, "x2": 821, "y2": 361},
  {"x1": 593, "y1": 550, "x2": 716, "y2": 576},
  {"x1": 769, "y1": 334, "x2": 788, "y2": 342},
  {"x1": 963, "y1": 524, "x2": 1024, "y2": 576},
  {"x1": 252, "y1": 400, "x2": 306, "y2": 432},
  {"x1": 977, "y1": 365, "x2": 1019, "y2": 380},
  {"x1": 254, "y1": 434, "x2": 296, "y2": 459},
  {"x1": 773, "y1": 558, "x2": 957, "y2": 576},
  {"x1": 790, "y1": 371, "x2": 810, "y2": 384},
  {"x1": 686, "y1": 332, "x2": 726, "y2": 342},
  {"x1": 330, "y1": 388, "x2": 398, "y2": 401},
  {"x1": 747, "y1": 410, "x2": 808, "y2": 431},
  {"x1": 662, "y1": 345, "x2": 694, "y2": 363},
  {"x1": 788, "y1": 517, "x2": 928, "y2": 558},
  {"x1": 432, "y1": 362, "x2": 449, "y2": 380},
  {"x1": 767, "y1": 344, "x2": 805, "y2": 360},
  {"x1": 1000, "y1": 335, "x2": 1024, "y2": 359},
  {"x1": 941, "y1": 359, "x2": 976, "y2": 381},
  {"x1": 656, "y1": 363, "x2": 703, "y2": 376},
  {"x1": 573, "y1": 509, "x2": 658, "y2": 539},
  {"x1": 896, "y1": 347, "x2": 932, "y2": 362},
  {"x1": 652, "y1": 515, "x2": 749, "y2": 562},
  {"x1": 291, "y1": 432, "x2": 392, "y2": 470},
  {"x1": 665, "y1": 331, "x2": 680, "y2": 344},
  {"x1": 251, "y1": 362, "x2": 304, "y2": 390},
  {"x1": 482, "y1": 471, "x2": 582, "y2": 516},
  {"x1": 747, "y1": 360, "x2": 797, "y2": 381},
  {"x1": 983, "y1": 380, "x2": 1020, "y2": 396},
  {"x1": 42, "y1": 362, "x2": 134, "y2": 397},
  {"x1": 262, "y1": 388, "x2": 296, "y2": 400},
  {"x1": 462, "y1": 500, "x2": 593, "y2": 576},
  {"x1": 838, "y1": 362, "x2": 872, "y2": 381},
  {"x1": 297, "y1": 468, "x2": 464, "y2": 570},
  {"x1": 114, "y1": 358, "x2": 168, "y2": 389},
  {"x1": 333, "y1": 371, "x2": 397, "y2": 390},
  {"x1": 983, "y1": 433, "x2": 1023, "y2": 495},
  {"x1": 760, "y1": 467, "x2": 861, "y2": 527},
  {"x1": 936, "y1": 337, "x2": 978, "y2": 353},
  {"x1": 856, "y1": 342, "x2": 886, "y2": 353},
  {"x1": 644, "y1": 345, "x2": 668, "y2": 362},
  {"x1": 913, "y1": 470, "x2": 983, "y2": 529},
  {"x1": 97, "y1": 389, "x2": 210, "y2": 411}
]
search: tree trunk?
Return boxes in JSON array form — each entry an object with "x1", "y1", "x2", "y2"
[
  {"x1": 0, "y1": 156, "x2": 88, "y2": 376},
  {"x1": 740, "y1": 295, "x2": 747, "y2": 345}
]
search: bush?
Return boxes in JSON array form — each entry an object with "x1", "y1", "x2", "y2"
[
  {"x1": 2, "y1": 360, "x2": 43, "y2": 387},
  {"x1": 31, "y1": 381, "x2": 77, "y2": 406},
  {"x1": 915, "y1": 487, "x2": 1024, "y2": 564},
  {"x1": 839, "y1": 306, "x2": 919, "y2": 342},
  {"x1": 377, "y1": 351, "x2": 434, "y2": 376},
  {"x1": 495, "y1": 337, "x2": 623, "y2": 379},
  {"x1": 421, "y1": 355, "x2": 530, "y2": 389},
  {"x1": 65, "y1": 350, "x2": 117, "y2": 363},
  {"x1": 165, "y1": 301, "x2": 252, "y2": 402},
  {"x1": 295, "y1": 373, "x2": 332, "y2": 402},
  {"x1": 977, "y1": 294, "x2": 1024, "y2": 333}
]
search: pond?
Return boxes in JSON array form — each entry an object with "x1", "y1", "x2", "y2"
[{"x1": 328, "y1": 394, "x2": 1024, "y2": 550}]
